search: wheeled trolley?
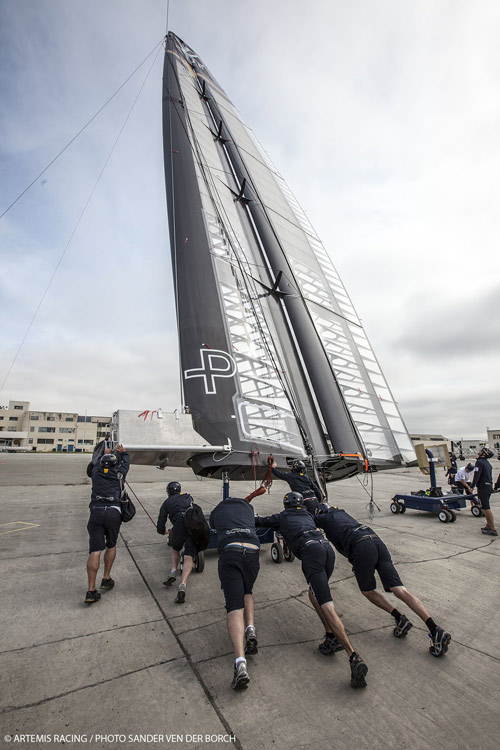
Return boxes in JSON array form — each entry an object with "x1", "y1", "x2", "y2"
[{"x1": 390, "y1": 492, "x2": 482, "y2": 522}]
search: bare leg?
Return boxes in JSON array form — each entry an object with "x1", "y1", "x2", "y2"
[
  {"x1": 227, "y1": 609, "x2": 245, "y2": 659},
  {"x1": 308, "y1": 589, "x2": 330, "y2": 631},
  {"x1": 316, "y1": 597, "x2": 355, "y2": 657},
  {"x1": 363, "y1": 586, "x2": 431, "y2": 624},
  {"x1": 244, "y1": 593, "x2": 255, "y2": 628},
  {"x1": 180, "y1": 554, "x2": 194, "y2": 585},
  {"x1": 170, "y1": 549, "x2": 181, "y2": 572},
  {"x1": 483, "y1": 509, "x2": 496, "y2": 531},
  {"x1": 86, "y1": 551, "x2": 101, "y2": 591},
  {"x1": 103, "y1": 547, "x2": 116, "y2": 579}
]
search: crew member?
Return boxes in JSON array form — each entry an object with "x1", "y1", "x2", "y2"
[
  {"x1": 272, "y1": 459, "x2": 323, "y2": 502},
  {"x1": 85, "y1": 444, "x2": 129, "y2": 604},
  {"x1": 157, "y1": 481, "x2": 200, "y2": 603},
  {"x1": 255, "y1": 492, "x2": 368, "y2": 689},
  {"x1": 312, "y1": 504, "x2": 452, "y2": 657},
  {"x1": 471, "y1": 448, "x2": 497, "y2": 536},
  {"x1": 209, "y1": 495, "x2": 260, "y2": 690},
  {"x1": 454, "y1": 463, "x2": 476, "y2": 505}
]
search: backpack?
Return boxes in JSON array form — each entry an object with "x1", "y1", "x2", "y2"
[{"x1": 184, "y1": 502, "x2": 211, "y2": 550}]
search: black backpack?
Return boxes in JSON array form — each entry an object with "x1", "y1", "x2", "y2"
[{"x1": 184, "y1": 502, "x2": 211, "y2": 551}]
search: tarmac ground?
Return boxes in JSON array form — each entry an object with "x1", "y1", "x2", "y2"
[{"x1": 0, "y1": 453, "x2": 499, "y2": 750}]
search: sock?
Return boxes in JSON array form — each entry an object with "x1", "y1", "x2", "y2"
[
  {"x1": 235, "y1": 657, "x2": 246, "y2": 667},
  {"x1": 325, "y1": 631, "x2": 335, "y2": 640},
  {"x1": 349, "y1": 652, "x2": 358, "y2": 662},
  {"x1": 169, "y1": 569, "x2": 177, "y2": 576},
  {"x1": 179, "y1": 582, "x2": 186, "y2": 591},
  {"x1": 391, "y1": 609, "x2": 402, "y2": 621},
  {"x1": 426, "y1": 617, "x2": 437, "y2": 635}
]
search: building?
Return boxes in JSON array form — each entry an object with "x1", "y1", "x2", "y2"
[
  {"x1": 0, "y1": 400, "x2": 110, "y2": 453},
  {"x1": 487, "y1": 428, "x2": 500, "y2": 455}
]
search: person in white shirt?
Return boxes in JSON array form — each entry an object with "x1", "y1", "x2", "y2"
[{"x1": 454, "y1": 463, "x2": 475, "y2": 505}]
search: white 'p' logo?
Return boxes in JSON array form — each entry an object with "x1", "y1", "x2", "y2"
[{"x1": 184, "y1": 349, "x2": 236, "y2": 395}]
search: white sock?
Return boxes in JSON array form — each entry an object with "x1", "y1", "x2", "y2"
[
  {"x1": 235, "y1": 657, "x2": 246, "y2": 667},
  {"x1": 169, "y1": 569, "x2": 177, "y2": 576}
]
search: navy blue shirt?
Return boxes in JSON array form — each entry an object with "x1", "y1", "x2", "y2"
[
  {"x1": 209, "y1": 497, "x2": 260, "y2": 552},
  {"x1": 255, "y1": 506, "x2": 324, "y2": 559},
  {"x1": 315, "y1": 507, "x2": 376, "y2": 562},
  {"x1": 271, "y1": 467, "x2": 323, "y2": 500},
  {"x1": 89, "y1": 452, "x2": 130, "y2": 509},
  {"x1": 471, "y1": 457, "x2": 493, "y2": 488},
  {"x1": 156, "y1": 492, "x2": 193, "y2": 534}
]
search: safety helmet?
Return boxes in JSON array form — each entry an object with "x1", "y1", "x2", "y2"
[
  {"x1": 291, "y1": 459, "x2": 306, "y2": 473},
  {"x1": 100, "y1": 453, "x2": 117, "y2": 468},
  {"x1": 479, "y1": 447, "x2": 494, "y2": 459},
  {"x1": 167, "y1": 481, "x2": 181, "y2": 495},
  {"x1": 283, "y1": 491, "x2": 304, "y2": 509},
  {"x1": 466, "y1": 463, "x2": 475, "y2": 472}
]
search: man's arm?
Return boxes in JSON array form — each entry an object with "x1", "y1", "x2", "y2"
[
  {"x1": 255, "y1": 512, "x2": 281, "y2": 529},
  {"x1": 116, "y1": 444, "x2": 130, "y2": 477},
  {"x1": 271, "y1": 466, "x2": 289, "y2": 482},
  {"x1": 156, "y1": 499, "x2": 170, "y2": 535}
]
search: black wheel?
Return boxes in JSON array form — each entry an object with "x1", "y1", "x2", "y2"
[
  {"x1": 438, "y1": 510, "x2": 449, "y2": 523},
  {"x1": 471, "y1": 504, "x2": 483, "y2": 517},
  {"x1": 398, "y1": 503, "x2": 406, "y2": 513},
  {"x1": 448, "y1": 510, "x2": 457, "y2": 523},
  {"x1": 390, "y1": 501, "x2": 400, "y2": 514},
  {"x1": 195, "y1": 551, "x2": 205, "y2": 573},
  {"x1": 283, "y1": 547, "x2": 295, "y2": 562},
  {"x1": 271, "y1": 542, "x2": 284, "y2": 563}
]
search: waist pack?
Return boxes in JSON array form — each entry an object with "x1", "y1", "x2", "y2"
[
  {"x1": 117, "y1": 472, "x2": 136, "y2": 523},
  {"x1": 184, "y1": 503, "x2": 211, "y2": 550}
]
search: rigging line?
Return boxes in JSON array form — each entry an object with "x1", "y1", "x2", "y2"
[
  {"x1": 0, "y1": 38, "x2": 164, "y2": 221},
  {"x1": 0, "y1": 46, "x2": 162, "y2": 397}
]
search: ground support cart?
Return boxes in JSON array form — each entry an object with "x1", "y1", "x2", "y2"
[{"x1": 390, "y1": 492, "x2": 482, "y2": 523}]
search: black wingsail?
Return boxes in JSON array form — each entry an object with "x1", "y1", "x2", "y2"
[{"x1": 162, "y1": 32, "x2": 415, "y2": 481}]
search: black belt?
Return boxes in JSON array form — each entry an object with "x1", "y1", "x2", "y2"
[{"x1": 223, "y1": 544, "x2": 259, "y2": 554}]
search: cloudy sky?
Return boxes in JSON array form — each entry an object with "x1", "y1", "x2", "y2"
[{"x1": 1, "y1": 0, "x2": 499, "y2": 439}]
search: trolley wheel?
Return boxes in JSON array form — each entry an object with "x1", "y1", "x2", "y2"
[
  {"x1": 438, "y1": 510, "x2": 449, "y2": 523},
  {"x1": 398, "y1": 503, "x2": 406, "y2": 513},
  {"x1": 390, "y1": 501, "x2": 400, "y2": 514},
  {"x1": 448, "y1": 510, "x2": 457, "y2": 523},
  {"x1": 195, "y1": 551, "x2": 205, "y2": 573},
  {"x1": 271, "y1": 542, "x2": 284, "y2": 563},
  {"x1": 471, "y1": 504, "x2": 483, "y2": 517},
  {"x1": 283, "y1": 547, "x2": 295, "y2": 562}
]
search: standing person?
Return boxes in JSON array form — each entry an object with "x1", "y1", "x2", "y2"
[
  {"x1": 471, "y1": 448, "x2": 497, "y2": 536},
  {"x1": 454, "y1": 463, "x2": 476, "y2": 504},
  {"x1": 255, "y1": 492, "x2": 369, "y2": 689},
  {"x1": 157, "y1": 481, "x2": 200, "y2": 603},
  {"x1": 272, "y1": 459, "x2": 323, "y2": 502},
  {"x1": 312, "y1": 505, "x2": 452, "y2": 657},
  {"x1": 445, "y1": 450, "x2": 458, "y2": 486},
  {"x1": 209, "y1": 496, "x2": 260, "y2": 690},
  {"x1": 85, "y1": 444, "x2": 130, "y2": 604}
]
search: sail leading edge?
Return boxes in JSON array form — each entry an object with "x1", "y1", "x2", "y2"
[{"x1": 162, "y1": 32, "x2": 415, "y2": 481}]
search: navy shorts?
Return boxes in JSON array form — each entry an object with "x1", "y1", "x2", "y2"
[
  {"x1": 300, "y1": 540, "x2": 335, "y2": 606},
  {"x1": 88, "y1": 507, "x2": 122, "y2": 553},
  {"x1": 170, "y1": 518, "x2": 198, "y2": 558},
  {"x1": 218, "y1": 548, "x2": 260, "y2": 613},
  {"x1": 351, "y1": 536, "x2": 403, "y2": 592},
  {"x1": 477, "y1": 485, "x2": 493, "y2": 510}
]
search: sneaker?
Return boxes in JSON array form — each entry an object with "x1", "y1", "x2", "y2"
[
  {"x1": 481, "y1": 528, "x2": 498, "y2": 536},
  {"x1": 175, "y1": 584, "x2": 186, "y2": 603},
  {"x1": 393, "y1": 614, "x2": 413, "y2": 638},
  {"x1": 163, "y1": 574, "x2": 177, "y2": 587},
  {"x1": 231, "y1": 660, "x2": 250, "y2": 690},
  {"x1": 429, "y1": 627, "x2": 451, "y2": 657},
  {"x1": 245, "y1": 626, "x2": 258, "y2": 655},
  {"x1": 84, "y1": 590, "x2": 101, "y2": 605},
  {"x1": 319, "y1": 634, "x2": 344, "y2": 654},
  {"x1": 481, "y1": 525, "x2": 490, "y2": 531},
  {"x1": 350, "y1": 653, "x2": 368, "y2": 689},
  {"x1": 100, "y1": 578, "x2": 115, "y2": 590}
]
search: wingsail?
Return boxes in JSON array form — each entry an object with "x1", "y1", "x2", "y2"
[{"x1": 162, "y1": 32, "x2": 415, "y2": 481}]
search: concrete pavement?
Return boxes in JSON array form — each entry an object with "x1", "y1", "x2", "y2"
[{"x1": 0, "y1": 453, "x2": 499, "y2": 750}]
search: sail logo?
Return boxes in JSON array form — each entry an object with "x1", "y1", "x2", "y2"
[{"x1": 184, "y1": 349, "x2": 236, "y2": 395}]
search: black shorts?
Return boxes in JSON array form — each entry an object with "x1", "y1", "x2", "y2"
[
  {"x1": 218, "y1": 548, "x2": 260, "y2": 613},
  {"x1": 170, "y1": 518, "x2": 198, "y2": 558},
  {"x1": 477, "y1": 485, "x2": 493, "y2": 510},
  {"x1": 88, "y1": 507, "x2": 122, "y2": 553},
  {"x1": 351, "y1": 536, "x2": 403, "y2": 592},
  {"x1": 300, "y1": 540, "x2": 335, "y2": 606}
]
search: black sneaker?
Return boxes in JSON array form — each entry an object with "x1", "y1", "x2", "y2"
[
  {"x1": 231, "y1": 661, "x2": 250, "y2": 690},
  {"x1": 245, "y1": 626, "x2": 258, "y2": 655},
  {"x1": 429, "y1": 627, "x2": 451, "y2": 657},
  {"x1": 393, "y1": 614, "x2": 413, "y2": 638},
  {"x1": 100, "y1": 578, "x2": 115, "y2": 590},
  {"x1": 481, "y1": 528, "x2": 498, "y2": 536},
  {"x1": 350, "y1": 653, "x2": 368, "y2": 688},
  {"x1": 319, "y1": 634, "x2": 344, "y2": 654},
  {"x1": 84, "y1": 590, "x2": 101, "y2": 604},
  {"x1": 163, "y1": 574, "x2": 177, "y2": 587}
]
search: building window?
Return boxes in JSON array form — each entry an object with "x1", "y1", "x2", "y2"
[
  {"x1": 9, "y1": 417, "x2": 18, "y2": 421},
  {"x1": 39, "y1": 427, "x2": 56, "y2": 433},
  {"x1": 28, "y1": 439, "x2": 33, "y2": 444},
  {"x1": 493, "y1": 434, "x2": 500, "y2": 440},
  {"x1": 30, "y1": 427, "x2": 35, "y2": 433},
  {"x1": 14, "y1": 405, "x2": 23, "y2": 410},
  {"x1": 46, "y1": 416, "x2": 56, "y2": 422},
  {"x1": 37, "y1": 438, "x2": 54, "y2": 445},
  {"x1": 59, "y1": 428, "x2": 75, "y2": 434},
  {"x1": 30, "y1": 415, "x2": 39, "y2": 421},
  {"x1": 78, "y1": 439, "x2": 94, "y2": 445},
  {"x1": 0, "y1": 416, "x2": 3, "y2": 420},
  {"x1": 65, "y1": 417, "x2": 74, "y2": 422},
  {"x1": 77, "y1": 416, "x2": 92, "y2": 423}
]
